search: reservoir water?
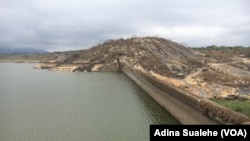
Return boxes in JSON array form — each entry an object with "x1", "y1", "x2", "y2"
[{"x1": 0, "y1": 63, "x2": 178, "y2": 141}]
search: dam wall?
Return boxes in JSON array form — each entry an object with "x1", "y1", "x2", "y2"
[{"x1": 122, "y1": 65, "x2": 250, "y2": 124}]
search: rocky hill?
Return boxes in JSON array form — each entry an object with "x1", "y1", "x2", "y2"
[
  {"x1": 37, "y1": 37, "x2": 205, "y2": 77},
  {"x1": 35, "y1": 37, "x2": 250, "y2": 101}
]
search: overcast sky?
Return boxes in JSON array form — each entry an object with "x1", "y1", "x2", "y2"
[{"x1": 0, "y1": 0, "x2": 249, "y2": 51}]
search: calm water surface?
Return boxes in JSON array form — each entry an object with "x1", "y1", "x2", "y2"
[{"x1": 0, "y1": 63, "x2": 178, "y2": 141}]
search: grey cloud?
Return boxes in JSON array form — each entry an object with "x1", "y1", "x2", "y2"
[{"x1": 0, "y1": 0, "x2": 249, "y2": 51}]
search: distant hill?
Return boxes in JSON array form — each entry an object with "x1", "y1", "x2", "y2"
[{"x1": 0, "y1": 48, "x2": 47, "y2": 54}]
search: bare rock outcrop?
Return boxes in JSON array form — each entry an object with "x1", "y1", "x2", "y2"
[
  {"x1": 208, "y1": 63, "x2": 250, "y2": 80},
  {"x1": 42, "y1": 37, "x2": 204, "y2": 76}
]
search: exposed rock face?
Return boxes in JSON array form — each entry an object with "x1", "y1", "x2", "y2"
[
  {"x1": 208, "y1": 63, "x2": 250, "y2": 80},
  {"x1": 37, "y1": 37, "x2": 250, "y2": 100},
  {"x1": 33, "y1": 63, "x2": 58, "y2": 69},
  {"x1": 41, "y1": 37, "x2": 205, "y2": 76}
]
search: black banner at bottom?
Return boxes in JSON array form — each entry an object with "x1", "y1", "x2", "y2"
[{"x1": 150, "y1": 125, "x2": 250, "y2": 141}]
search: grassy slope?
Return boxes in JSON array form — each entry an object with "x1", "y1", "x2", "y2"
[{"x1": 212, "y1": 99, "x2": 250, "y2": 117}]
